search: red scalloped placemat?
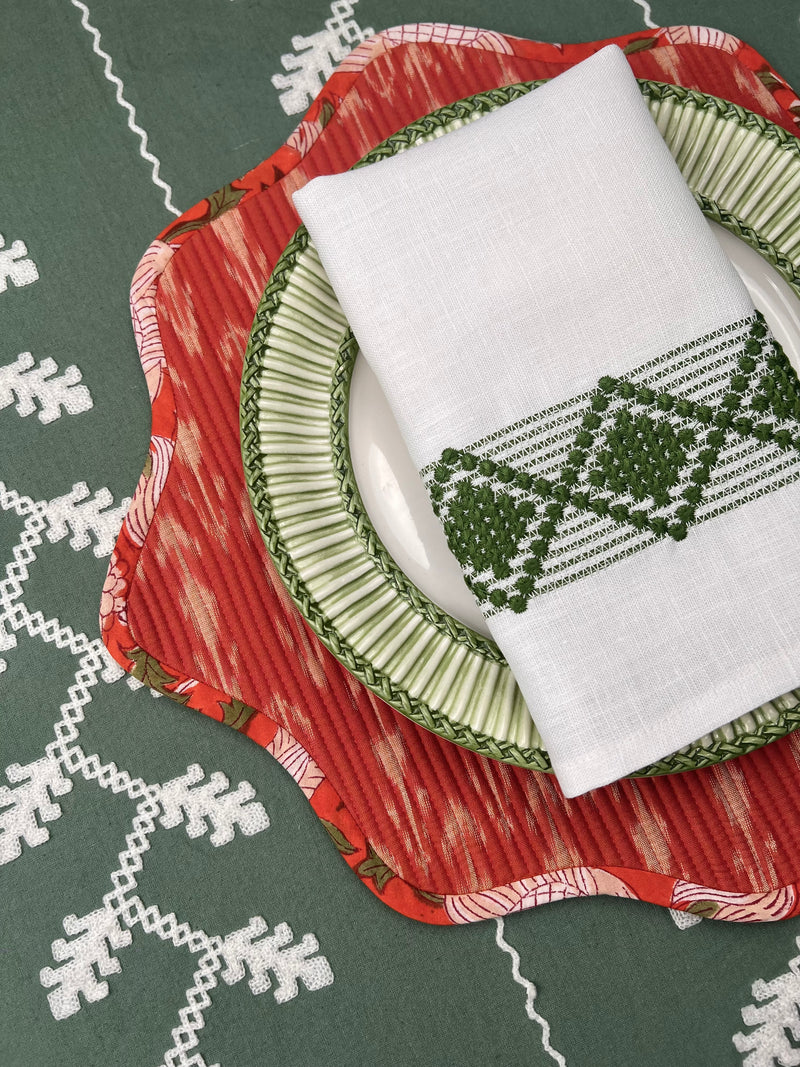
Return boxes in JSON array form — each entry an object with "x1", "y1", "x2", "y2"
[{"x1": 103, "y1": 24, "x2": 800, "y2": 924}]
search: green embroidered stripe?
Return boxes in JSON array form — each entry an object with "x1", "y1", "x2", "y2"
[{"x1": 423, "y1": 312, "x2": 800, "y2": 616}]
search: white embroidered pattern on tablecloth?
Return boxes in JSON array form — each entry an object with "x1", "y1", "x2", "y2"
[
  {"x1": 0, "y1": 232, "x2": 39, "y2": 293},
  {"x1": 735, "y1": 940, "x2": 800, "y2": 1065},
  {"x1": 0, "y1": 352, "x2": 93, "y2": 423},
  {"x1": 271, "y1": 0, "x2": 373, "y2": 115},
  {"x1": 0, "y1": 480, "x2": 334, "y2": 1061}
]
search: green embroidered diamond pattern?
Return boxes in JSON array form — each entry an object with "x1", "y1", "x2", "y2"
[
  {"x1": 446, "y1": 480, "x2": 531, "y2": 588},
  {"x1": 593, "y1": 409, "x2": 695, "y2": 507},
  {"x1": 750, "y1": 343, "x2": 800, "y2": 421},
  {"x1": 426, "y1": 313, "x2": 800, "y2": 615}
]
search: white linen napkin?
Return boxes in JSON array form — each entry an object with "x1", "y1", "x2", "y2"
[{"x1": 293, "y1": 44, "x2": 800, "y2": 797}]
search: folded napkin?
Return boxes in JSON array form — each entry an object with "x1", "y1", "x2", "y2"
[{"x1": 293, "y1": 44, "x2": 800, "y2": 797}]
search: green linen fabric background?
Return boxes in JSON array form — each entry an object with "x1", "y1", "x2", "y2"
[{"x1": 3, "y1": 2, "x2": 800, "y2": 1065}]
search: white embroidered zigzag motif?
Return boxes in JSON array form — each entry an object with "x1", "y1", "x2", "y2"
[
  {"x1": 0, "y1": 483, "x2": 129, "y2": 671},
  {"x1": 0, "y1": 756, "x2": 73, "y2": 864},
  {"x1": 494, "y1": 918, "x2": 567, "y2": 1066},
  {"x1": 630, "y1": 0, "x2": 659, "y2": 28},
  {"x1": 0, "y1": 481, "x2": 333, "y2": 1062},
  {"x1": 220, "y1": 917, "x2": 333, "y2": 1002},
  {"x1": 0, "y1": 352, "x2": 93, "y2": 423},
  {"x1": 68, "y1": 0, "x2": 180, "y2": 216},
  {"x1": 41, "y1": 906, "x2": 133, "y2": 1018},
  {"x1": 0, "y1": 233, "x2": 39, "y2": 292},
  {"x1": 271, "y1": 0, "x2": 373, "y2": 115},
  {"x1": 734, "y1": 944, "x2": 800, "y2": 1065},
  {"x1": 669, "y1": 907, "x2": 703, "y2": 930},
  {"x1": 44, "y1": 482, "x2": 131, "y2": 558},
  {"x1": 38, "y1": 775, "x2": 271, "y2": 1019}
]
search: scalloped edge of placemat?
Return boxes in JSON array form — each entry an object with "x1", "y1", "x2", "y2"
[{"x1": 103, "y1": 24, "x2": 800, "y2": 925}]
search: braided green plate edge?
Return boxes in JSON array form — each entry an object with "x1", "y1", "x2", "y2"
[{"x1": 241, "y1": 80, "x2": 800, "y2": 776}]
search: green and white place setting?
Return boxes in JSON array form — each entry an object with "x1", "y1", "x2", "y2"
[{"x1": 242, "y1": 64, "x2": 800, "y2": 790}]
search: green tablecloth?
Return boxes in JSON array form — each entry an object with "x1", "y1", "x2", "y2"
[{"x1": 3, "y1": 2, "x2": 800, "y2": 1064}]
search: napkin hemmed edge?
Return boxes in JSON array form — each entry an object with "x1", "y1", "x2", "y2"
[{"x1": 553, "y1": 636, "x2": 800, "y2": 797}]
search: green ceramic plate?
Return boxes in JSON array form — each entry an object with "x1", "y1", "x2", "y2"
[{"x1": 241, "y1": 81, "x2": 800, "y2": 775}]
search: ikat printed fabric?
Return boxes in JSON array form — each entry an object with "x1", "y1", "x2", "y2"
[{"x1": 108, "y1": 19, "x2": 800, "y2": 928}]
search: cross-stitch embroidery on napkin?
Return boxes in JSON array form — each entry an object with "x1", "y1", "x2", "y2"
[{"x1": 422, "y1": 312, "x2": 800, "y2": 615}]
